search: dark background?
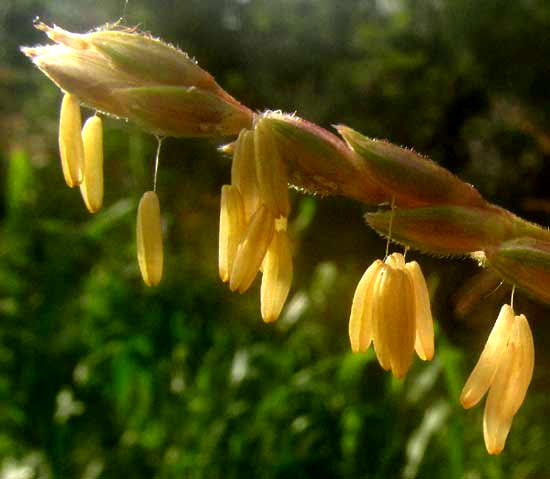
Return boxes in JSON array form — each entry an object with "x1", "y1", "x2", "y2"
[{"x1": 1, "y1": 0, "x2": 549, "y2": 477}]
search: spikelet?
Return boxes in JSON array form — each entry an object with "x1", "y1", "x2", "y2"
[
  {"x1": 58, "y1": 93, "x2": 84, "y2": 187},
  {"x1": 349, "y1": 259, "x2": 383, "y2": 353},
  {"x1": 231, "y1": 129, "x2": 260, "y2": 221},
  {"x1": 260, "y1": 227, "x2": 293, "y2": 323},
  {"x1": 80, "y1": 115, "x2": 104, "y2": 213},
  {"x1": 263, "y1": 113, "x2": 387, "y2": 204},
  {"x1": 136, "y1": 191, "x2": 163, "y2": 286},
  {"x1": 254, "y1": 118, "x2": 290, "y2": 218},
  {"x1": 487, "y1": 237, "x2": 550, "y2": 304},
  {"x1": 483, "y1": 314, "x2": 534, "y2": 454},
  {"x1": 366, "y1": 205, "x2": 518, "y2": 257},
  {"x1": 218, "y1": 185, "x2": 246, "y2": 283},
  {"x1": 230, "y1": 204, "x2": 275, "y2": 293},
  {"x1": 336, "y1": 124, "x2": 485, "y2": 208},
  {"x1": 24, "y1": 24, "x2": 253, "y2": 138},
  {"x1": 459, "y1": 304, "x2": 515, "y2": 409}
]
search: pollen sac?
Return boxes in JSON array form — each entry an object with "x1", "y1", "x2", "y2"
[
  {"x1": 260, "y1": 229, "x2": 293, "y2": 323},
  {"x1": 79, "y1": 116, "x2": 104, "y2": 213},
  {"x1": 507, "y1": 315, "x2": 535, "y2": 416},
  {"x1": 254, "y1": 118, "x2": 290, "y2": 218},
  {"x1": 483, "y1": 313, "x2": 534, "y2": 454},
  {"x1": 136, "y1": 191, "x2": 163, "y2": 287},
  {"x1": 218, "y1": 185, "x2": 246, "y2": 283},
  {"x1": 384, "y1": 252, "x2": 405, "y2": 269},
  {"x1": 459, "y1": 304, "x2": 515, "y2": 409},
  {"x1": 58, "y1": 93, "x2": 84, "y2": 187},
  {"x1": 349, "y1": 259, "x2": 383, "y2": 353},
  {"x1": 229, "y1": 204, "x2": 275, "y2": 293},
  {"x1": 231, "y1": 129, "x2": 260, "y2": 220},
  {"x1": 405, "y1": 261, "x2": 434, "y2": 361},
  {"x1": 372, "y1": 259, "x2": 416, "y2": 379},
  {"x1": 386, "y1": 253, "x2": 434, "y2": 361}
]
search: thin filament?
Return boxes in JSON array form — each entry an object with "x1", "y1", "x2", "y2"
[
  {"x1": 483, "y1": 280, "x2": 504, "y2": 300},
  {"x1": 153, "y1": 136, "x2": 163, "y2": 192},
  {"x1": 384, "y1": 195, "x2": 396, "y2": 260}
]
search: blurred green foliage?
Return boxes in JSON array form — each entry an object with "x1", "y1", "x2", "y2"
[{"x1": 1, "y1": 0, "x2": 549, "y2": 477}]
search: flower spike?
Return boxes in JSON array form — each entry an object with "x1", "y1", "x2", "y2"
[{"x1": 20, "y1": 21, "x2": 550, "y2": 460}]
